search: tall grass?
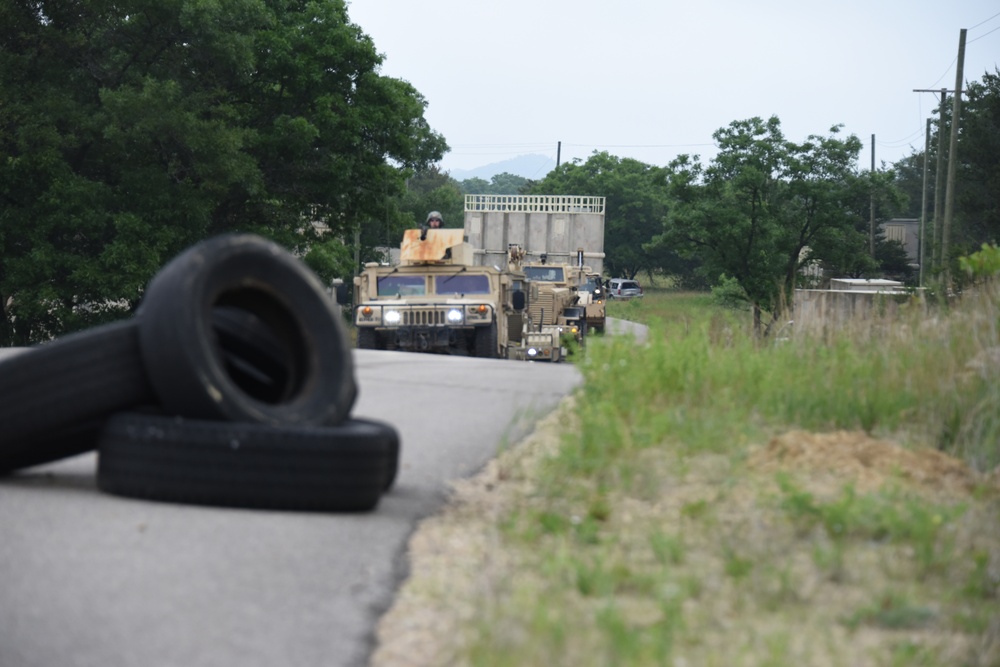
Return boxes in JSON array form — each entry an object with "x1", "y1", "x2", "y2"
[
  {"x1": 447, "y1": 283, "x2": 1000, "y2": 667},
  {"x1": 590, "y1": 283, "x2": 1000, "y2": 472}
]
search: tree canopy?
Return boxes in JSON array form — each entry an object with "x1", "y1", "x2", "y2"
[
  {"x1": 649, "y1": 117, "x2": 875, "y2": 331},
  {"x1": 456, "y1": 172, "x2": 533, "y2": 196},
  {"x1": 887, "y1": 68, "x2": 1000, "y2": 281},
  {"x1": 0, "y1": 0, "x2": 446, "y2": 344},
  {"x1": 531, "y1": 152, "x2": 669, "y2": 279}
]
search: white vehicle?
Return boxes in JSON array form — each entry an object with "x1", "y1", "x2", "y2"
[{"x1": 607, "y1": 278, "x2": 643, "y2": 300}]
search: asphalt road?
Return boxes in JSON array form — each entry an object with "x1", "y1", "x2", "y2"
[{"x1": 0, "y1": 347, "x2": 582, "y2": 667}]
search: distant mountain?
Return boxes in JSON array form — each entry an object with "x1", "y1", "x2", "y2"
[{"x1": 445, "y1": 154, "x2": 556, "y2": 182}]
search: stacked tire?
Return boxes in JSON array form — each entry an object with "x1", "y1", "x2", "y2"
[{"x1": 0, "y1": 234, "x2": 398, "y2": 512}]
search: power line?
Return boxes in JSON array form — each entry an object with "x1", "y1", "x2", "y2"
[
  {"x1": 919, "y1": 12, "x2": 999, "y2": 90},
  {"x1": 968, "y1": 23, "x2": 1000, "y2": 43},
  {"x1": 876, "y1": 133, "x2": 924, "y2": 149},
  {"x1": 969, "y1": 10, "x2": 1000, "y2": 31}
]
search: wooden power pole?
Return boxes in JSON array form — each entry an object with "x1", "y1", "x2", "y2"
[
  {"x1": 913, "y1": 86, "x2": 960, "y2": 275},
  {"x1": 869, "y1": 134, "x2": 876, "y2": 257},
  {"x1": 941, "y1": 28, "x2": 967, "y2": 289},
  {"x1": 919, "y1": 117, "x2": 931, "y2": 287}
]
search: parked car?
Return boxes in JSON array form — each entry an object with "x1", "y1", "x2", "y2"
[{"x1": 607, "y1": 278, "x2": 643, "y2": 300}]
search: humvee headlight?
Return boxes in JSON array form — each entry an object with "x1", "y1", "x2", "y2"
[
  {"x1": 446, "y1": 308, "x2": 463, "y2": 323},
  {"x1": 527, "y1": 348, "x2": 538, "y2": 357},
  {"x1": 466, "y1": 304, "x2": 490, "y2": 321},
  {"x1": 384, "y1": 310, "x2": 402, "y2": 324}
]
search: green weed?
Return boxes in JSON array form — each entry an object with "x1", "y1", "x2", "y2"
[
  {"x1": 775, "y1": 476, "x2": 966, "y2": 577},
  {"x1": 843, "y1": 591, "x2": 937, "y2": 630}
]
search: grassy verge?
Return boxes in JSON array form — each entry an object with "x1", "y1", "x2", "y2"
[{"x1": 375, "y1": 283, "x2": 1000, "y2": 667}]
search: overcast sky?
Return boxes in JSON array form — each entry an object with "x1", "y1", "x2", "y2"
[{"x1": 347, "y1": 1, "x2": 1000, "y2": 177}]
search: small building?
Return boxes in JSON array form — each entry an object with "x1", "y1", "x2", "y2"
[
  {"x1": 879, "y1": 218, "x2": 920, "y2": 265},
  {"x1": 795, "y1": 278, "x2": 921, "y2": 333}
]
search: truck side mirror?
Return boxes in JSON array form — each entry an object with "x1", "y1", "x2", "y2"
[
  {"x1": 332, "y1": 279, "x2": 349, "y2": 305},
  {"x1": 512, "y1": 290, "x2": 526, "y2": 311}
]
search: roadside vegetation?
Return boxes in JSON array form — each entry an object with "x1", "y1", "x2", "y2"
[{"x1": 374, "y1": 279, "x2": 1000, "y2": 667}]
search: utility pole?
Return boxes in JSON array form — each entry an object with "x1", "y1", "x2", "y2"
[
  {"x1": 913, "y1": 86, "x2": 958, "y2": 274},
  {"x1": 934, "y1": 90, "x2": 947, "y2": 271},
  {"x1": 556, "y1": 141, "x2": 561, "y2": 168},
  {"x1": 869, "y1": 134, "x2": 876, "y2": 257},
  {"x1": 941, "y1": 28, "x2": 967, "y2": 290},
  {"x1": 919, "y1": 117, "x2": 931, "y2": 287}
]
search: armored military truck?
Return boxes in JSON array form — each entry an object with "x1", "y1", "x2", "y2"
[
  {"x1": 571, "y1": 267, "x2": 606, "y2": 335},
  {"x1": 352, "y1": 229, "x2": 526, "y2": 358},
  {"x1": 521, "y1": 260, "x2": 584, "y2": 347}
]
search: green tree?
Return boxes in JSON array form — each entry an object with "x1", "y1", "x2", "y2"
[
  {"x1": 652, "y1": 117, "x2": 868, "y2": 334},
  {"x1": 531, "y1": 152, "x2": 669, "y2": 279},
  {"x1": 954, "y1": 69, "x2": 1000, "y2": 250},
  {"x1": 457, "y1": 172, "x2": 533, "y2": 196},
  {"x1": 457, "y1": 177, "x2": 491, "y2": 195},
  {"x1": 888, "y1": 68, "x2": 1000, "y2": 280},
  {"x1": 0, "y1": 0, "x2": 446, "y2": 344},
  {"x1": 487, "y1": 172, "x2": 533, "y2": 195},
  {"x1": 802, "y1": 163, "x2": 906, "y2": 283},
  {"x1": 399, "y1": 166, "x2": 463, "y2": 231}
]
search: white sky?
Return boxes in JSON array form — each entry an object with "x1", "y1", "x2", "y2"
[{"x1": 346, "y1": 1, "x2": 1000, "y2": 177}]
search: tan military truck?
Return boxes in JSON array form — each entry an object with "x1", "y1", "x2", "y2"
[
  {"x1": 569, "y1": 266, "x2": 606, "y2": 335},
  {"x1": 352, "y1": 229, "x2": 526, "y2": 358},
  {"x1": 521, "y1": 260, "x2": 584, "y2": 347}
]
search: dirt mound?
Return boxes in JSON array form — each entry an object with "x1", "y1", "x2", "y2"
[{"x1": 748, "y1": 430, "x2": 998, "y2": 497}]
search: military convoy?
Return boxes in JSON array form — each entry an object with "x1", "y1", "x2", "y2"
[
  {"x1": 352, "y1": 195, "x2": 607, "y2": 362},
  {"x1": 463, "y1": 194, "x2": 607, "y2": 339}
]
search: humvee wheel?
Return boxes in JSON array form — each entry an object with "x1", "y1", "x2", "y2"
[
  {"x1": 474, "y1": 323, "x2": 498, "y2": 359},
  {"x1": 357, "y1": 328, "x2": 379, "y2": 350}
]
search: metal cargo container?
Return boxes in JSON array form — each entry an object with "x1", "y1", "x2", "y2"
[{"x1": 463, "y1": 195, "x2": 606, "y2": 275}]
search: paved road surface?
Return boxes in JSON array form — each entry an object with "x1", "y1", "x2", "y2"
[{"x1": 0, "y1": 348, "x2": 582, "y2": 667}]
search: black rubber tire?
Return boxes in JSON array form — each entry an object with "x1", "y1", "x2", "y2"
[
  {"x1": 0, "y1": 320, "x2": 155, "y2": 472},
  {"x1": 137, "y1": 234, "x2": 357, "y2": 426},
  {"x1": 356, "y1": 327, "x2": 379, "y2": 350},
  {"x1": 352, "y1": 417, "x2": 400, "y2": 491},
  {"x1": 474, "y1": 322, "x2": 498, "y2": 359},
  {"x1": 97, "y1": 412, "x2": 398, "y2": 511},
  {"x1": 0, "y1": 419, "x2": 104, "y2": 475}
]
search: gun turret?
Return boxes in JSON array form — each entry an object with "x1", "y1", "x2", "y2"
[{"x1": 399, "y1": 229, "x2": 470, "y2": 265}]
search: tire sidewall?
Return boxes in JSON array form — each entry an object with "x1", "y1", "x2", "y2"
[{"x1": 138, "y1": 234, "x2": 356, "y2": 426}]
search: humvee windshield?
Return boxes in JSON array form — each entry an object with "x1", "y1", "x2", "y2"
[
  {"x1": 435, "y1": 274, "x2": 490, "y2": 294},
  {"x1": 377, "y1": 275, "x2": 425, "y2": 296},
  {"x1": 524, "y1": 267, "x2": 564, "y2": 282}
]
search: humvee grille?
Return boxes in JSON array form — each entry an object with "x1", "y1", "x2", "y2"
[{"x1": 402, "y1": 309, "x2": 445, "y2": 326}]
